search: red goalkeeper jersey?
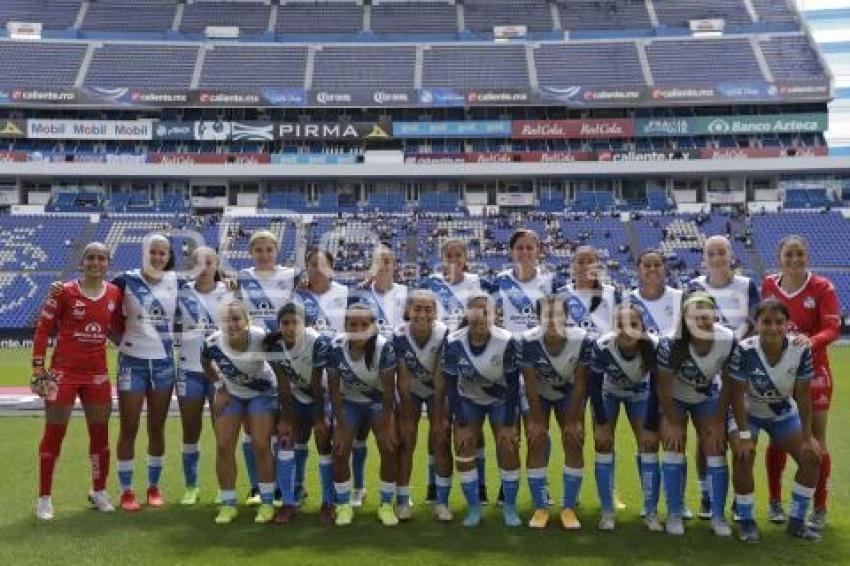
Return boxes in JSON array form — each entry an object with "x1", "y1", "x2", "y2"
[{"x1": 32, "y1": 281, "x2": 124, "y2": 380}]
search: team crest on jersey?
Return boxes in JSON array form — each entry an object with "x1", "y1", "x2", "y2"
[
  {"x1": 85, "y1": 322, "x2": 103, "y2": 334},
  {"x1": 803, "y1": 297, "x2": 816, "y2": 309},
  {"x1": 108, "y1": 302, "x2": 115, "y2": 312}
]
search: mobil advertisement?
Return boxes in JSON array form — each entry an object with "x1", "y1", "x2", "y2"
[{"x1": 27, "y1": 119, "x2": 154, "y2": 140}]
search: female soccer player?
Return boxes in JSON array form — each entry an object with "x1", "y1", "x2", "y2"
[
  {"x1": 436, "y1": 292, "x2": 521, "y2": 527},
  {"x1": 656, "y1": 292, "x2": 736, "y2": 537},
  {"x1": 760, "y1": 236, "x2": 839, "y2": 529},
  {"x1": 237, "y1": 230, "x2": 296, "y2": 505},
  {"x1": 175, "y1": 246, "x2": 228, "y2": 505},
  {"x1": 264, "y1": 301, "x2": 334, "y2": 525},
  {"x1": 31, "y1": 242, "x2": 123, "y2": 520},
  {"x1": 728, "y1": 299, "x2": 822, "y2": 542},
  {"x1": 113, "y1": 234, "x2": 184, "y2": 511},
  {"x1": 587, "y1": 304, "x2": 660, "y2": 532},
  {"x1": 327, "y1": 301, "x2": 399, "y2": 527},
  {"x1": 203, "y1": 298, "x2": 279, "y2": 524},
  {"x1": 628, "y1": 249, "x2": 683, "y2": 337},
  {"x1": 559, "y1": 245, "x2": 619, "y2": 335},
  {"x1": 520, "y1": 295, "x2": 592, "y2": 530},
  {"x1": 296, "y1": 247, "x2": 348, "y2": 337},
  {"x1": 688, "y1": 235, "x2": 759, "y2": 519},
  {"x1": 394, "y1": 290, "x2": 451, "y2": 521}
]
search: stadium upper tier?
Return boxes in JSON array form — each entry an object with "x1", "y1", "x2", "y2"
[
  {"x1": 0, "y1": 0, "x2": 801, "y2": 38},
  {"x1": 0, "y1": 210, "x2": 847, "y2": 330}
]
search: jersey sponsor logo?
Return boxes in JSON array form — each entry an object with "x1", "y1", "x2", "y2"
[
  {"x1": 74, "y1": 300, "x2": 86, "y2": 308},
  {"x1": 803, "y1": 297, "x2": 816, "y2": 309}
]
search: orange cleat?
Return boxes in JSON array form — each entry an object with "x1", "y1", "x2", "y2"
[
  {"x1": 120, "y1": 490, "x2": 142, "y2": 512},
  {"x1": 146, "y1": 486, "x2": 164, "y2": 508}
]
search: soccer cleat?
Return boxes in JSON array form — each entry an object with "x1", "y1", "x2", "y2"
[
  {"x1": 711, "y1": 517, "x2": 732, "y2": 537},
  {"x1": 699, "y1": 497, "x2": 712, "y2": 520},
  {"x1": 666, "y1": 515, "x2": 685, "y2": 536},
  {"x1": 682, "y1": 506, "x2": 695, "y2": 521},
  {"x1": 496, "y1": 485, "x2": 505, "y2": 507},
  {"x1": 462, "y1": 505, "x2": 482, "y2": 528},
  {"x1": 396, "y1": 504, "x2": 412, "y2": 522},
  {"x1": 807, "y1": 509, "x2": 827, "y2": 531},
  {"x1": 560, "y1": 508, "x2": 581, "y2": 530},
  {"x1": 274, "y1": 505, "x2": 298, "y2": 525},
  {"x1": 36, "y1": 496, "x2": 54, "y2": 521},
  {"x1": 180, "y1": 487, "x2": 200, "y2": 506},
  {"x1": 738, "y1": 519, "x2": 760, "y2": 543},
  {"x1": 294, "y1": 486, "x2": 307, "y2": 507},
  {"x1": 478, "y1": 484, "x2": 489, "y2": 506},
  {"x1": 528, "y1": 508, "x2": 549, "y2": 529},
  {"x1": 88, "y1": 491, "x2": 115, "y2": 513},
  {"x1": 214, "y1": 506, "x2": 238, "y2": 524},
  {"x1": 644, "y1": 511, "x2": 664, "y2": 532},
  {"x1": 146, "y1": 486, "x2": 164, "y2": 508},
  {"x1": 351, "y1": 488, "x2": 366, "y2": 508},
  {"x1": 254, "y1": 503, "x2": 275, "y2": 524},
  {"x1": 378, "y1": 503, "x2": 399, "y2": 527},
  {"x1": 335, "y1": 503, "x2": 354, "y2": 527},
  {"x1": 434, "y1": 505, "x2": 454, "y2": 522},
  {"x1": 731, "y1": 501, "x2": 741, "y2": 522},
  {"x1": 273, "y1": 488, "x2": 283, "y2": 509},
  {"x1": 598, "y1": 512, "x2": 616, "y2": 531},
  {"x1": 613, "y1": 491, "x2": 626, "y2": 511},
  {"x1": 319, "y1": 503, "x2": 335, "y2": 526},
  {"x1": 120, "y1": 490, "x2": 141, "y2": 512},
  {"x1": 787, "y1": 519, "x2": 821, "y2": 541},
  {"x1": 503, "y1": 505, "x2": 521, "y2": 527},
  {"x1": 426, "y1": 484, "x2": 437, "y2": 505},
  {"x1": 768, "y1": 500, "x2": 786, "y2": 524},
  {"x1": 245, "y1": 488, "x2": 261, "y2": 507}
]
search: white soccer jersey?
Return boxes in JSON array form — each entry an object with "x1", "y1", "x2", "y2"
[
  {"x1": 297, "y1": 281, "x2": 348, "y2": 337},
  {"x1": 443, "y1": 326, "x2": 518, "y2": 406},
  {"x1": 330, "y1": 333, "x2": 397, "y2": 404},
  {"x1": 202, "y1": 326, "x2": 277, "y2": 398},
  {"x1": 592, "y1": 331, "x2": 655, "y2": 399},
  {"x1": 519, "y1": 326, "x2": 593, "y2": 402},
  {"x1": 421, "y1": 272, "x2": 484, "y2": 331},
  {"x1": 393, "y1": 321, "x2": 449, "y2": 400},
  {"x1": 268, "y1": 326, "x2": 331, "y2": 405},
  {"x1": 178, "y1": 281, "x2": 228, "y2": 373},
  {"x1": 730, "y1": 336, "x2": 813, "y2": 420},
  {"x1": 657, "y1": 324, "x2": 736, "y2": 404},
  {"x1": 493, "y1": 269, "x2": 555, "y2": 335},
  {"x1": 627, "y1": 286, "x2": 683, "y2": 337},
  {"x1": 237, "y1": 266, "x2": 296, "y2": 332},
  {"x1": 356, "y1": 282, "x2": 408, "y2": 339},
  {"x1": 561, "y1": 283, "x2": 619, "y2": 336},
  {"x1": 115, "y1": 269, "x2": 182, "y2": 360},
  {"x1": 689, "y1": 275, "x2": 759, "y2": 339}
]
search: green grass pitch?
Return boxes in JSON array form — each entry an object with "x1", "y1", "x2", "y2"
[{"x1": 0, "y1": 347, "x2": 848, "y2": 565}]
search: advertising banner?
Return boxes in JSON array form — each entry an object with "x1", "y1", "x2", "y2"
[
  {"x1": 636, "y1": 114, "x2": 828, "y2": 137},
  {"x1": 277, "y1": 121, "x2": 391, "y2": 140},
  {"x1": 27, "y1": 119, "x2": 153, "y2": 140},
  {"x1": 0, "y1": 119, "x2": 26, "y2": 138},
  {"x1": 393, "y1": 121, "x2": 511, "y2": 138},
  {"x1": 152, "y1": 121, "x2": 194, "y2": 140},
  {"x1": 511, "y1": 119, "x2": 634, "y2": 139}
]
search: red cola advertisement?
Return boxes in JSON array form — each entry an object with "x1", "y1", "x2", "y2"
[{"x1": 511, "y1": 119, "x2": 634, "y2": 139}]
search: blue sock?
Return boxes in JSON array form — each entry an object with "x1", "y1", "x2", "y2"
[
  {"x1": 242, "y1": 434, "x2": 259, "y2": 491},
  {"x1": 663, "y1": 452, "x2": 686, "y2": 517},
  {"x1": 527, "y1": 467, "x2": 547, "y2": 509},
  {"x1": 319, "y1": 454, "x2": 335, "y2": 505},
  {"x1": 427, "y1": 454, "x2": 436, "y2": 487},
  {"x1": 380, "y1": 481, "x2": 396, "y2": 505},
  {"x1": 461, "y1": 469, "x2": 480, "y2": 508},
  {"x1": 396, "y1": 485, "x2": 410, "y2": 506},
  {"x1": 294, "y1": 443, "x2": 309, "y2": 492},
  {"x1": 117, "y1": 460, "x2": 133, "y2": 492},
  {"x1": 258, "y1": 482, "x2": 275, "y2": 505},
  {"x1": 790, "y1": 482, "x2": 815, "y2": 522},
  {"x1": 562, "y1": 465, "x2": 583, "y2": 509},
  {"x1": 681, "y1": 459, "x2": 688, "y2": 507},
  {"x1": 501, "y1": 469, "x2": 519, "y2": 508},
  {"x1": 147, "y1": 455, "x2": 163, "y2": 488},
  {"x1": 352, "y1": 440, "x2": 368, "y2": 491},
  {"x1": 436, "y1": 474, "x2": 452, "y2": 506},
  {"x1": 735, "y1": 493, "x2": 755, "y2": 521},
  {"x1": 707, "y1": 456, "x2": 729, "y2": 520},
  {"x1": 639, "y1": 453, "x2": 660, "y2": 515},
  {"x1": 475, "y1": 448, "x2": 486, "y2": 489},
  {"x1": 182, "y1": 444, "x2": 200, "y2": 489},
  {"x1": 334, "y1": 480, "x2": 351, "y2": 505},
  {"x1": 699, "y1": 475, "x2": 710, "y2": 505},
  {"x1": 276, "y1": 449, "x2": 296, "y2": 506},
  {"x1": 220, "y1": 489, "x2": 237, "y2": 507},
  {"x1": 595, "y1": 452, "x2": 615, "y2": 513}
]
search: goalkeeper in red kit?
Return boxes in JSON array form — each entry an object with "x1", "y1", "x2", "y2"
[{"x1": 31, "y1": 242, "x2": 124, "y2": 520}]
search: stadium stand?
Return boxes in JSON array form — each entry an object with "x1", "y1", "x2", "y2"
[
  {"x1": 0, "y1": 0, "x2": 81, "y2": 30},
  {"x1": 0, "y1": 42, "x2": 87, "y2": 89},
  {"x1": 198, "y1": 45, "x2": 308, "y2": 90},
  {"x1": 181, "y1": 1, "x2": 271, "y2": 35},
  {"x1": 312, "y1": 46, "x2": 417, "y2": 89},
  {"x1": 422, "y1": 44, "x2": 529, "y2": 88},
  {"x1": 463, "y1": 0, "x2": 553, "y2": 32},
  {"x1": 370, "y1": 1, "x2": 457, "y2": 35},
  {"x1": 83, "y1": 43, "x2": 199, "y2": 89},
  {"x1": 646, "y1": 38, "x2": 764, "y2": 84},
  {"x1": 275, "y1": 1, "x2": 363, "y2": 35},
  {"x1": 80, "y1": 0, "x2": 176, "y2": 33}
]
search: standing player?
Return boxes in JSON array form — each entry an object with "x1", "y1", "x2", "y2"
[
  {"x1": 237, "y1": 230, "x2": 295, "y2": 505},
  {"x1": 175, "y1": 246, "x2": 228, "y2": 505},
  {"x1": 264, "y1": 301, "x2": 334, "y2": 525},
  {"x1": 727, "y1": 299, "x2": 822, "y2": 542},
  {"x1": 656, "y1": 292, "x2": 736, "y2": 536},
  {"x1": 520, "y1": 296, "x2": 592, "y2": 529},
  {"x1": 113, "y1": 234, "x2": 184, "y2": 511},
  {"x1": 394, "y1": 290, "x2": 451, "y2": 521},
  {"x1": 761, "y1": 236, "x2": 840, "y2": 529},
  {"x1": 32, "y1": 242, "x2": 123, "y2": 519},
  {"x1": 559, "y1": 246, "x2": 619, "y2": 335},
  {"x1": 436, "y1": 292, "x2": 522, "y2": 527},
  {"x1": 327, "y1": 301, "x2": 399, "y2": 527},
  {"x1": 688, "y1": 235, "x2": 759, "y2": 518},
  {"x1": 587, "y1": 305, "x2": 661, "y2": 532},
  {"x1": 203, "y1": 298, "x2": 279, "y2": 524}
]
